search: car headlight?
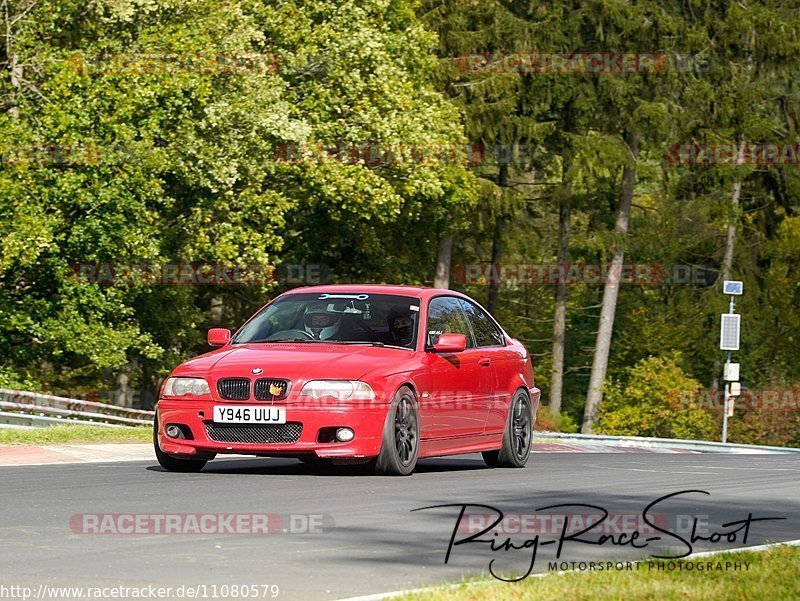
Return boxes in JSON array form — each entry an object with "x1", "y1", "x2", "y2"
[
  {"x1": 299, "y1": 380, "x2": 375, "y2": 402},
  {"x1": 162, "y1": 377, "x2": 211, "y2": 398}
]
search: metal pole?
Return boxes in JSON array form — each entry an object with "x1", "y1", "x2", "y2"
[
  {"x1": 722, "y1": 349, "x2": 731, "y2": 443},
  {"x1": 721, "y1": 292, "x2": 735, "y2": 444}
]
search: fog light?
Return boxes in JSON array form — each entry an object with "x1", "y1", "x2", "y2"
[
  {"x1": 166, "y1": 424, "x2": 183, "y2": 439},
  {"x1": 335, "y1": 427, "x2": 354, "y2": 442}
]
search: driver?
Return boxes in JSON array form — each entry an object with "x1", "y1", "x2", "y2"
[
  {"x1": 303, "y1": 303, "x2": 341, "y2": 340},
  {"x1": 387, "y1": 308, "x2": 415, "y2": 347}
]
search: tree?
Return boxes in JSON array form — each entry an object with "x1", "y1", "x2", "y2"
[
  {"x1": 0, "y1": 0, "x2": 477, "y2": 401},
  {"x1": 595, "y1": 354, "x2": 717, "y2": 440}
]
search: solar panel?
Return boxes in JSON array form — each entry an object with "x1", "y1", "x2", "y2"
[{"x1": 720, "y1": 314, "x2": 740, "y2": 350}]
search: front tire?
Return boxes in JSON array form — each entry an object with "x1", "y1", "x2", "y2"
[
  {"x1": 372, "y1": 386, "x2": 419, "y2": 476},
  {"x1": 482, "y1": 390, "x2": 532, "y2": 468},
  {"x1": 153, "y1": 415, "x2": 208, "y2": 473}
]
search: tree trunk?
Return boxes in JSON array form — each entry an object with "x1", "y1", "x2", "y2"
[
  {"x1": 8, "y1": 52, "x2": 21, "y2": 118},
  {"x1": 582, "y1": 131, "x2": 639, "y2": 433},
  {"x1": 487, "y1": 219, "x2": 504, "y2": 315},
  {"x1": 487, "y1": 164, "x2": 509, "y2": 315},
  {"x1": 140, "y1": 362, "x2": 158, "y2": 411},
  {"x1": 210, "y1": 295, "x2": 224, "y2": 324},
  {"x1": 433, "y1": 235, "x2": 453, "y2": 289},
  {"x1": 549, "y1": 187, "x2": 571, "y2": 416},
  {"x1": 114, "y1": 358, "x2": 138, "y2": 408},
  {"x1": 711, "y1": 141, "x2": 745, "y2": 388},
  {"x1": 550, "y1": 105, "x2": 577, "y2": 416},
  {"x1": 721, "y1": 142, "x2": 745, "y2": 284},
  {"x1": 5, "y1": 1, "x2": 40, "y2": 117}
]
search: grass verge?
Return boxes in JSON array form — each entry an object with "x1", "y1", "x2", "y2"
[
  {"x1": 396, "y1": 546, "x2": 800, "y2": 601},
  {"x1": 0, "y1": 424, "x2": 152, "y2": 446}
]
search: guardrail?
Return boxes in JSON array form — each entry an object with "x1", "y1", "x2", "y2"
[
  {"x1": 535, "y1": 431, "x2": 800, "y2": 454},
  {"x1": 0, "y1": 389, "x2": 155, "y2": 428}
]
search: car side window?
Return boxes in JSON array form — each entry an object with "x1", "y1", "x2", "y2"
[
  {"x1": 426, "y1": 297, "x2": 474, "y2": 348},
  {"x1": 459, "y1": 299, "x2": 505, "y2": 347}
]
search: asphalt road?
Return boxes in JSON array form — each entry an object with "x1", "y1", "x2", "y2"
[{"x1": 2, "y1": 452, "x2": 799, "y2": 600}]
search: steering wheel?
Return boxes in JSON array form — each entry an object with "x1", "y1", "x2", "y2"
[{"x1": 265, "y1": 329, "x2": 316, "y2": 341}]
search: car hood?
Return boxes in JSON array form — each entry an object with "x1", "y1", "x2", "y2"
[{"x1": 174, "y1": 343, "x2": 415, "y2": 381}]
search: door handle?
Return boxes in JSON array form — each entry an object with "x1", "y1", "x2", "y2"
[{"x1": 478, "y1": 357, "x2": 491, "y2": 367}]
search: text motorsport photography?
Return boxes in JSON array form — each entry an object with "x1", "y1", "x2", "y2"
[{"x1": 412, "y1": 490, "x2": 785, "y2": 581}]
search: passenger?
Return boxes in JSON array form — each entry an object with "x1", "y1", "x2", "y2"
[{"x1": 387, "y1": 309, "x2": 414, "y2": 347}]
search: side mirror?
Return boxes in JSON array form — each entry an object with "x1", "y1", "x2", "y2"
[
  {"x1": 432, "y1": 333, "x2": 467, "y2": 353},
  {"x1": 208, "y1": 328, "x2": 231, "y2": 347}
]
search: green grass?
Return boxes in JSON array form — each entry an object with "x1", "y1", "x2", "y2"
[
  {"x1": 396, "y1": 546, "x2": 800, "y2": 601},
  {"x1": 0, "y1": 424, "x2": 152, "y2": 445}
]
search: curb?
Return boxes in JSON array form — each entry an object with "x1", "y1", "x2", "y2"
[
  {"x1": 535, "y1": 431, "x2": 800, "y2": 454},
  {"x1": 0, "y1": 443, "x2": 155, "y2": 466},
  {"x1": 0, "y1": 439, "x2": 689, "y2": 467}
]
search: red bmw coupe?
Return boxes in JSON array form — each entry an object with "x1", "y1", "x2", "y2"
[{"x1": 154, "y1": 285, "x2": 540, "y2": 475}]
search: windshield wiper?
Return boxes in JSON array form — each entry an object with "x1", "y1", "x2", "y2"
[
  {"x1": 237, "y1": 339, "x2": 410, "y2": 349},
  {"x1": 242, "y1": 337, "x2": 324, "y2": 343},
  {"x1": 332, "y1": 341, "x2": 412, "y2": 350}
]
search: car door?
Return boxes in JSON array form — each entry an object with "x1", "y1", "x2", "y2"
[
  {"x1": 422, "y1": 296, "x2": 490, "y2": 438},
  {"x1": 458, "y1": 298, "x2": 511, "y2": 435}
]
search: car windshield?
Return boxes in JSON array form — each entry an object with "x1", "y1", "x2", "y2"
[{"x1": 232, "y1": 292, "x2": 421, "y2": 349}]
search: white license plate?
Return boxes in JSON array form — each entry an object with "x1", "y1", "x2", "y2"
[{"x1": 213, "y1": 405, "x2": 286, "y2": 424}]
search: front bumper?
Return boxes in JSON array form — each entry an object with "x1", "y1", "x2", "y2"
[{"x1": 156, "y1": 400, "x2": 388, "y2": 459}]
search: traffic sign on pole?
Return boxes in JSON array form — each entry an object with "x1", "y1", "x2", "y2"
[{"x1": 723, "y1": 280, "x2": 744, "y2": 295}]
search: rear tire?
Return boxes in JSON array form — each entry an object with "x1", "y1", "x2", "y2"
[
  {"x1": 153, "y1": 415, "x2": 208, "y2": 473},
  {"x1": 372, "y1": 386, "x2": 419, "y2": 476},
  {"x1": 482, "y1": 389, "x2": 531, "y2": 468}
]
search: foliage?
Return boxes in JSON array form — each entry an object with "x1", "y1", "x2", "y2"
[
  {"x1": 534, "y1": 406, "x2": 579, "y2": 433},
  {"x1": 595, "y1": 355, "x2": 717, "y2": 440},
  {"x1": 728, "y1": 403, "x2": 800, "y2": 448}
]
